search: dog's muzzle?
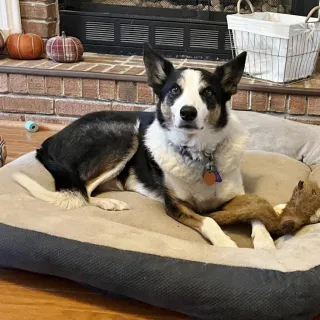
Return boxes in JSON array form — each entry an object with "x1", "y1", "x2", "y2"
[
  {"x1": 180, "y1": 106, "x2": 197, "y2": 122},
  {"x1": 178, "y1": 106, "x2": 198, "y2": 130}
]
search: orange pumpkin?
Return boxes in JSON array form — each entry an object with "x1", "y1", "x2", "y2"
[
  {"x1": 0, "y1": 31, "x2": 5, "y2": 54},
  {"x1": 6, "y1": 33, "x2": 44, "y2": 60}
]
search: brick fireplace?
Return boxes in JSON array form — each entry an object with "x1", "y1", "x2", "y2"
[
  {"x1": 19, "y1": 0, "x2": 59, "y2": 39},
  {"x1": 0, "y1": 0, "x2": 319, "y2": 126}
]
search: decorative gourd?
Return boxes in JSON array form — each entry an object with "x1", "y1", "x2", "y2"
[
  {"x1": 0, "y1": 31, "x2": 5, "y2": 54},
  {"x1": 6, "y1": 32, "x2": 44, "y2": 60},
  {"x1": 46, "y1": 31, "x2": 84, "y2": 63}
]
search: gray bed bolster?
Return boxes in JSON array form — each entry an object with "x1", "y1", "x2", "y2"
[{"x1": 0, "y1": 222, "x2": 319, "y2": 320}]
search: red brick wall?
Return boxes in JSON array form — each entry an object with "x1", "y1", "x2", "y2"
[
  {"x1": 231, "y1": 90, "x2": 320, "y2": 125},
  {"x1": 19, "y1": 0, "x2": 58, "y2": 39},
  {"x1": 0, "y1": 73, "x2": 154, "y2": 125}
]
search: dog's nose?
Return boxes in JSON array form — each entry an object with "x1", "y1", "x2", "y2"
[{"x1": 180, "y1": 106, "x2": 197, "y2": 121}]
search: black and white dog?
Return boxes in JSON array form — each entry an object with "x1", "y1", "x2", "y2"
[{"x1": 14, "y1": 44, "x2": 254, "y2": 248}]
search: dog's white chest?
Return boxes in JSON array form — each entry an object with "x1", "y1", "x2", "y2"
[
  {"x1": 165, "y1": 168, "x2": 244, "y2": 213},
  {"x1": 145, "y1": 117, "x2": 247, "y2": 212}
]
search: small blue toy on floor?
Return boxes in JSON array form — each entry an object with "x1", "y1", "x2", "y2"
[{"x1": 25, "y1": 121, "x2": 39, "y2": 133}]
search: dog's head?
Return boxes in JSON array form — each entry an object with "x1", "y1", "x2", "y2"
[{"x1": 143, "y1": 43, "x2": 247, "y2": 133}]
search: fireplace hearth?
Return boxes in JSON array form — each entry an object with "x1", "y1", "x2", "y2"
[{"x1": 59, "y1": 0, "x2": 319, "y2": 60}]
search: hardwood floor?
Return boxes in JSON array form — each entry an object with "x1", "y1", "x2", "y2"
[
  {"x1": 2, "y1": 125, "x2": 56, "y2": 163},
  {"x1": 0, "y1": 124, "x2": 187, "y2": 320}
]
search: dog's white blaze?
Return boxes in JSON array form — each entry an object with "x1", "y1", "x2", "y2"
[
  {"x1": 310, "y1": 208, "x2": 320, "y2": 223},
  {"x1": 171, "y1": 69, "x2": 208, "y2": 129},
  {"x1": 201, "y1": 217, "x2": 238, "y2": 247}
]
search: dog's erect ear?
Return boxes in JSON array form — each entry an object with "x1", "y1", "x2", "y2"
[
  {"x1": 143, "y1": 43, "x2": 174, "y2": 95},
  {"x1": 214, "y1": 51, "x2": 247, "y2": 95}
]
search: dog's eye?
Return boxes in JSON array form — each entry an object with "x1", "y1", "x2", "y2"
[
  {"x1": 203, "y1": 87, "x2": 214, "y2": 98},
  {"x1": 170, "y1": 85, "x2": 181, "y2": 95}
]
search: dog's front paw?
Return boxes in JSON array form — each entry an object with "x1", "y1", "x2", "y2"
[
  {"x1": 251, "y1": 219, "x2": 275, "y2": 249},
  {"x1": 215, "y1": 237, "x2": 238, "y2": 248},
  {"x1": 91, "y1": 198, "x2": 130, "y2": 211},
  {"x1": 201, "y1": 217, "x2": 238, "y2": 248}
]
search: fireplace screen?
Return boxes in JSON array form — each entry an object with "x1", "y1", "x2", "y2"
[
  {"x1": 59, "y1": 0, "x2": 318, "y2": 60},
  {"x1": 78, "y1": 0, "x2": 293, "y2": 14}
]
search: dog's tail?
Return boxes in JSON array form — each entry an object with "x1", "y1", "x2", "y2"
[
  {"x1": 13, "y1": 172, "x2": 87, "y2": 209},
  {"x1": 13, "y1": 172, "x2": 57, "y2": 203}
]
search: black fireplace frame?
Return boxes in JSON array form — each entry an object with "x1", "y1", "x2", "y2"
[{"x1": 59, "y1": 0, "x2": 319, "y2": 60}]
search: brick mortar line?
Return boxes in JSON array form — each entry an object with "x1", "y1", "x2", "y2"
[
  {"x1": 22, "y1": 18, "x2": 57, "y2": 24},
  {"x1": 287, "y1": 114, "x2": 320, "y2": 119},
  {"x1": 304, "y1": 96, "x2": 308, "y2": 114},
  {"x1": 122, "y1": 55, "x2": 135, "y2": 65},
  {"x1": 137, "y1": 69, "x2": 146, "y2": 76},
  {"x1": 61, "y1": 78, "x2": 65, "y2": 97},
  {"x1": 284, "y1": 94, "x2": 289, "y2": 114},
  {"x1": 0, "y1": 93, "x2": 53, "y2": 100},
  {"x1": 0, "y1": 65, "x2": 300, "y2": 86},
  {"x1": 30, "y1": 61, "x2": 51, "y2": 69},
  {"x1": 49, "y1": 63, "x2": 63, "y2": 70},
  {"x1": 21, "y1": 2, "x2": 54, "y2": 7},
  {"x1": 68, "y1": 63, "x2": 99, "y2": 72},
  {"x1": 248, "y1": 91, "x2": 252, "y2": 110},
  {"x1": 0, "y1": 92, "x2": 154, "y2": 106},
  {"x1": 267, "y1": 93, "x2": 271, "y2": 112}
]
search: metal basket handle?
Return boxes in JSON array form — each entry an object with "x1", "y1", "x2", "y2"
[
  {"x1": 305, "y1": 6, "x2": 320, "y2": 23},
  {"x1": 237, "y1": 0, "x2": 255, "y2": 14}
]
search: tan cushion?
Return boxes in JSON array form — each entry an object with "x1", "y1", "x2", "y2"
[
  {"x1": 310, "y1": 165, "x2": 320, "y2": 183},
  {"x1": 241, "y1": 151, "x2": 311, "y2": 206},
  {"x1": 0, "y1": 150, "x2": 312, "y2": 251}
]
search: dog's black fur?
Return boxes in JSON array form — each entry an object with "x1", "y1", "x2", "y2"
[{"x1": 37, "y1": 111, "x2": 163, "y2": 200}]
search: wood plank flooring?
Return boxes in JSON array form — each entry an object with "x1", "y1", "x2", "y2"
[{"x1": 0, "y1": 124, "x2": 187, "y2": 320}]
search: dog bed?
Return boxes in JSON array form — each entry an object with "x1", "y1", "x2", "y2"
[{"x1": 1, "y1": 150, "x2": 320, "y2": 320}]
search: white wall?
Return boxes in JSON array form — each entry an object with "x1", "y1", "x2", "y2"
[{"x1": 0, "y1": 0, "x2": 22, "y2": 38}]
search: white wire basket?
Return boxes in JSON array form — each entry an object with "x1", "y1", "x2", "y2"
[{"x1": 227, "y1": 0, "x2": 320, "y2": 83}]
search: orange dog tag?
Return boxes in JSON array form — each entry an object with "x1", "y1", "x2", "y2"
[{"x1": 203, "y1": 171, "x2": 216, "y2": 185}]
